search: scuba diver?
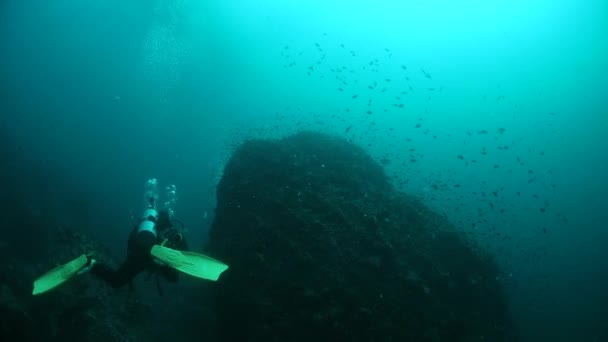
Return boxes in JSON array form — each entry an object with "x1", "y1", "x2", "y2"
[
  {"x1": 32, "y1": 179, "x2": 228, "y2": 296},
  {"x1": 86, "y1": 179, "x2": 187, "y2": 290},
  {"x1": 88, "y1": 209, "x2": 187, "y2": 290}
]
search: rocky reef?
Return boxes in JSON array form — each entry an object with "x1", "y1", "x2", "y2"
[
  {"x1": 0, "y1": 139, "x2": 155, "y2": 341},
  {"x1": 206, "y1": 131, "x2": 513, "y2": 341},
  {"x1": 0, "y1": 222, "x2": 156, "y2": 341}
]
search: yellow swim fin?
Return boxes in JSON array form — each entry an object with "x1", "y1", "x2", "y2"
[
  {"x1": 150, "y1": 245, "x2": 228, "y2": 281},
  {"x1": 32, "y1": 254, "x2": 88, "y2": 295}
]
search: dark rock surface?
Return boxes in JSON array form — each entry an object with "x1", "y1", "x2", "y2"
[
  {"x1": 0, "y1": 135, "x2": 154, "y2": 342},
  {"x1": 207, "y1": 131, "x2": 513, "y2": 341},
  {"x1": 0, "y1": 224, "x2": 155, "y2": 342}
]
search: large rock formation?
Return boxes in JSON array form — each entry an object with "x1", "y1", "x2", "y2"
[{"x1": 207, "y1": 131, "x2": 513, "y2": 341}]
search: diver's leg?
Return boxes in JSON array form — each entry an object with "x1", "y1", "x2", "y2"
[
  {"x1": 158, "y1": 265, "x2": 179, "y2": 283},
  {"x1": 91, "y1": 257, "x2": 146, "y2": 288}
]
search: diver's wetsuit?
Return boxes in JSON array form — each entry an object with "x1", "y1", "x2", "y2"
[{"x1": 91, "y1": 219, "x2": 188, "y2": 289}]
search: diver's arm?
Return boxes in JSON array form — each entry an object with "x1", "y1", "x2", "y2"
[{"x1": 126, "y1": 225, "x2": 138, "y2": 251}]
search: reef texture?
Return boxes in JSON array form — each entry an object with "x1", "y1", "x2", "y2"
[
  {"x1": 0, "y1": 223, "x2": 156, "y2": 341},
  {"x1": 207, "y1": 131, "x2": 513, "y2": 341},
  {"x1": 0, "y1": 146, "x2": 155, "y2": 342}
]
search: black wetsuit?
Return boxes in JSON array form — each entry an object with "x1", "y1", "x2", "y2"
[{"x1": 91, "y1": 222, "x2": 188, "y2": 289}]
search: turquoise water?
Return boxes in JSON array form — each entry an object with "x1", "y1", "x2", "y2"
[{"x1": 1, "y1": 1, "x2": 607, "y2": 340}]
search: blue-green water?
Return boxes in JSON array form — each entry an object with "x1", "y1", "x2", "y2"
[{"x1": 1, "y1": 0, "x2": 606, "y2": 340}]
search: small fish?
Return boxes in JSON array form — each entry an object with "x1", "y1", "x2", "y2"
[
  {"x1": 421, "y1": 69, "x2": 432, "y2": 79},
  {"x1": 352, "y1": 94, "x2": 358, "y2": 99},
  {"x1": 345, "y1": 125, "x2": 352, "y2": 133}
]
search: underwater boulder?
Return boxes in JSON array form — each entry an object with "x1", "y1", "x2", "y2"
[{"x1": 207, "y1": 131, "x2": 513, "y2": 341}]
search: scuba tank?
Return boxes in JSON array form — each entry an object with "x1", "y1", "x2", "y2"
[
  {"x1": 138, "y1": 207, "x2": 159, "y2": 240},
  {"x1": 136, "y1": 179, "x2": 180, "y2": 249},
  {"x1": 136, "y1": 179, "x2": 161, "y2": 251}
]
